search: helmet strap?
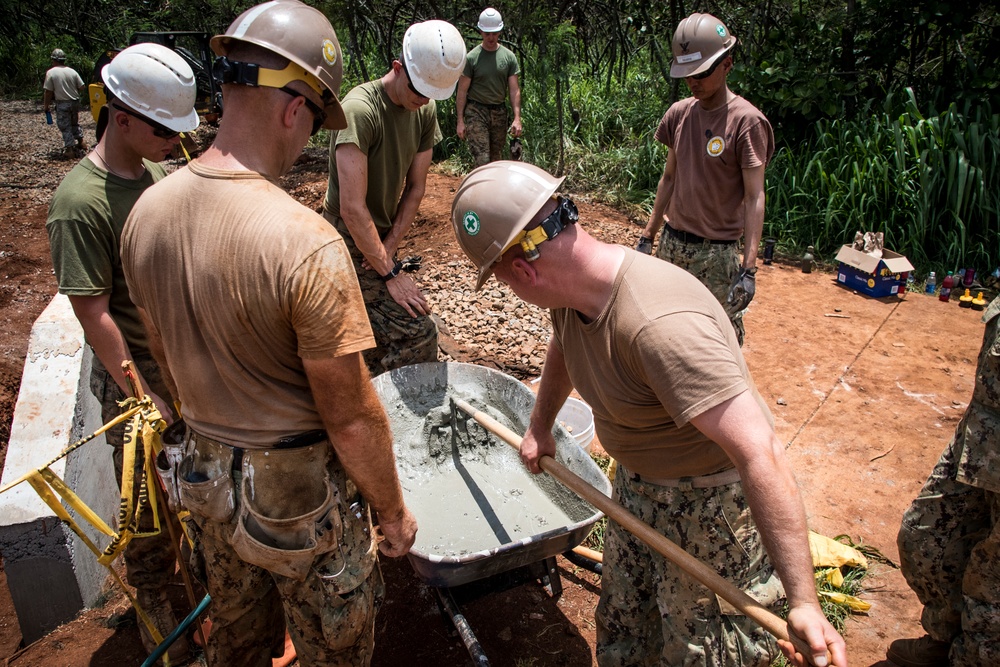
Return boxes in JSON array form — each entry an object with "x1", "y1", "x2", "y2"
[{"x1": 213, "y1": 57, "x2": 326, "y2": 98}]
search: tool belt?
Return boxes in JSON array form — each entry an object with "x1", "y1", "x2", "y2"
[
  {"x1": 164, "y1": 423, "x2": 346, "y2": 581},
  {"x1": 469, "y1": 99, "x2": 507, "y2": 111},
  {"x1": 664, "y1": 222, "x2": 737, "y2": 246},
  {"x1": 628, "y1": 466, "x2": 741, "y2": 489}
]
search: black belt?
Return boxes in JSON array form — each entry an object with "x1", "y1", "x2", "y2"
[
  {"x1": 469, "y1": 99, "x2": 506, "y2": 110},
  {"x1": 664, "y1": 223, "x2": 737, "y2": 246}
]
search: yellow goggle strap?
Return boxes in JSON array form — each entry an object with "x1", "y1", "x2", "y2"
[{"x1": 251, "y1": 61, "x2": 325, "y2": 98}]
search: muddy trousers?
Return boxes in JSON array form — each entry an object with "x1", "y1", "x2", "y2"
[
  {"x1": 326, "y1": 212, "x2": 438, "y2": 376},
  {"x1": 54, "y1": 100, "x2": 83, "y2": 148},
  {"x1": 655, "y1": 232, "x2": 745, "y2": 346},
  {"x1": 897, "y1": 435, "x2": 1000, "y2": 666},
  {"x1": 596, "y1": 471, "x2": 781, "y2": 667},
  {"x1": 90, "y1": 354, "x2": 179, "y2": 593},
  {"x1": 464, "y1": 101, "x2": 508, "y2": 168}
]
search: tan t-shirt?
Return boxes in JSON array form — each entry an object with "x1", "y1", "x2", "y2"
[
  {"x1": 43, "y1": 65, "x2": 84, "y2": 102},
  {"x1": 551, "y1": 251, "x2": 772, "y2": 478},
  {"x1": 655, "y1": 95, "x2": 773, "y2": 241},
  {"x1": 122, "y1": 162, "x2": 375, "y2": 446}
]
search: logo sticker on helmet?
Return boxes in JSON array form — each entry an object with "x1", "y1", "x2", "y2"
[
  {"x1": 706, "y1": 136, "x2": 725, "y2": 157},
  {"x1": 322, "y1": 39, "x2": 338, "y2": 66},
  {"x1": 716, "y1": 25, "x2": 727, "y2": 38},
  {"x1": 463, "y1": 211, "x2": 481, "y2": 236}
]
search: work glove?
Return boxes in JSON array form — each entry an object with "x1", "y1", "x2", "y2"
[
  {"x1": 636, "y1": 236, "x2": 653, "y2": 255},
  {"x1": 726, "y1": 267, "x2": 757, "y2": 311},
  {"x1": 400, "y1": 255, "x2": 422, "y2": 273}
]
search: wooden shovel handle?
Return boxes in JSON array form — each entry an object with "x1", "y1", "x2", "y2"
[{"x1": 453, "y1": 398, "x2": 826, "y2": 663}]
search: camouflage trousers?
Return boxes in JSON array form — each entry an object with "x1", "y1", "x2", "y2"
[
  {"x1": 596, "y1": 468, "x2": 782, "y2": 667},
  {"x1": 183, "y1": 432, "x2": 383, "y2": 667},
  {"x1": 464, "y1": 101, "x2": 508, "y2": 168},
  {"x1": 327, "y1": 212, "x2": 438, "y2": 377},
  {"x1": 897, "y1": 434, "x2": 1000, "y2": 666},
  {"x1": 655, "y1": 231, "x2": 745, "y2": 346},
  {"x1": 90, "y1": 354, "x2": 179, "y2": 594},
  {"x1": 54, "y1": 100, "x2": 83, "y2": 148}
]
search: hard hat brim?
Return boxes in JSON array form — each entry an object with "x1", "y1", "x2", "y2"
[{"x1": 670, "y1": 39, "x2": 736, "y2": 78}]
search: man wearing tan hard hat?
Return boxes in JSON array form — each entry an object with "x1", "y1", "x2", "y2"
[
  {"x1": 122, "y1": 2, "x2": 417, "y2": 664},
  {"x1": 637, "y1": 12, "x2": 774, "y2": 347},
  {"x1": 452, "y1": 161, "x2": 846, "y2": 667}
]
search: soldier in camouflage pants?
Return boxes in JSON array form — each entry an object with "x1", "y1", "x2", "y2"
[
  {"x1": 891, "y1": 298, "x2": 1000, "y2": 666},
  {"x1": 598, "y1": 470, "x2": 782, "y2": 666},
  {"x1": 656, "y1": 233, "x2": 746, "y2": 345},
  {"x1": 330, "y1": 215, "x2": 438, "y2": 376},
  {"x1": 465, "y1": 101, "x2": 508, "y2": 167}
]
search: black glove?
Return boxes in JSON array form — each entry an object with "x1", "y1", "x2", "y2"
[
  {"x1": 726, "y1": 267, "x2": 757, "y2": 311},
  {"x1": 636, "y1": 236, "x2": 653, "y2": 255},
  {"x1": 400, "y1": 255, "x2": 422, "y2": 273}
]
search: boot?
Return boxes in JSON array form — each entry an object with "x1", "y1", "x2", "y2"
[
  {"x1": 62, "y1": 146, "x2": 75, "y2": 160},
  {"x1": 886, "y1": 635, "x2": 950, "y2": 667},
  {"x1": 135, "y1": 588, "x2": 192, "y2": 666}
]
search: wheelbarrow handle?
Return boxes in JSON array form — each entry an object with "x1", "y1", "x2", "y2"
[{"x1": 452, "y1": 398, "x2": 829, "y2": 665}]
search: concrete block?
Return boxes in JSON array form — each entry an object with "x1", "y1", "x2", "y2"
[{"x1": 0, "y1": 294, "x2": 117, "y2": 644}]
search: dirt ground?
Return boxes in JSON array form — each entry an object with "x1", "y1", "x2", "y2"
[{"x1": 0, "y1": 98, "x2": 990, "y2": 666}]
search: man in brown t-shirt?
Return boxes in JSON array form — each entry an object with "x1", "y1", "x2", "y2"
[
  {"x1": 121, "y1": 3, "x2": 416, "y2": 664},
  {"x1": 637, "y1": 13, "x2": 774, "y2": 346},
  {"x1": 451, "y1": 162, "x2": 845, "y2": 667}
]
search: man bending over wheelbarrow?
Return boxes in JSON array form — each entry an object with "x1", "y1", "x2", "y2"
[{"x1": 450, "y1": 161, "x2": 846, "y2": 667}]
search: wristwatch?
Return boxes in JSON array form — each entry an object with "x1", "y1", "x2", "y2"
[{"x1": 379, "y1": 259, "x2": 404, "y2": 282}]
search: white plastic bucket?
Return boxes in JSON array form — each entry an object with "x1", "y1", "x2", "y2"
[{"x1": 557, "y1": 397, "x2": 595, "y2": 453}]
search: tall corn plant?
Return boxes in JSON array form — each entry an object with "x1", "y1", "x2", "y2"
[{"x1": 765, "y1": 89, "x2": 1000, "y2": 275}]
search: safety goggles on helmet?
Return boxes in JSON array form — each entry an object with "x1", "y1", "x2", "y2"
[
  {"x1": 508, "y1": 196, "x2": 579, "y2": 261},
  {"x1": 213, "y1": 56, "x2": 331, "y2": 133},
  {"x1": 688, "y1": 50, "x2": 729, "y2": 80},
  {"x1": 399, "y1": 61, "x2": 427, "y2": 98},
  {"x1": 111, "y1": 104, "x2": 180, "y2": 139}
]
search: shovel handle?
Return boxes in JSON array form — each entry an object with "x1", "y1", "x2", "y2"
[{"x1": 453, "y1": 398, "x2": 828, "y2": 664}]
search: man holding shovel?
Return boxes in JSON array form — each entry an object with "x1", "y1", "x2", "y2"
[{"x1": 451, "y1": 161, "x2": 845, "y2": 666}]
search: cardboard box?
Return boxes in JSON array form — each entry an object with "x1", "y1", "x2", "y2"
[{"x1": 835, "y1": 245, "x2": 915, "y2": 297}]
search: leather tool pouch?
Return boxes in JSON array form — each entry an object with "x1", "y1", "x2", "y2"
[
  {"x1": 231, "y1": 444, "x2": 342, "y2": 581},
  {"x1": 155, "y1": 419, "x2": 187, "y2": 512},
  {"x1": 177, "y1": 434, "x2": 237, "y2": 523}
]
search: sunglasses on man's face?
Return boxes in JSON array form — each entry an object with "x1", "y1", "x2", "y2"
[
  {"x1": 399, "y1": 62, "x2": 426, "y2": 99},
  {"x1": 111, "y1": 105, "x2": 180, "y2": 139},
  {"x1": 278, "y1": 86, "x2": 327, "y2": 135},
  {"x1": 688, "y1": 55, "x2": 726, "y2": 81}
]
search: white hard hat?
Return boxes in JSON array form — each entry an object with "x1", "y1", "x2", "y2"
[
  {"x1": 402, "y1": 20, "x2": 467, "y2": 100},
  {"x1": 102, "y1": 42, "x2": 199, "y2": 133},
  {"x1": 477, "y1": 8, "x2": 504, "y2": 32}
]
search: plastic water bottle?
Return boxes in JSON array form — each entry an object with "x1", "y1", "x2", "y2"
[
  {"x1": 925, "y1": 271, "x2": 936, "y2": 295},
  {"x1": 963, "y1": 268, "x2": 975, "y2": 287},
  {"x1": 45, "y1": 110, "x2": 53, "y2": 125},
  {"x1": 940, "y1": 271, "x2": 954, "y2": 302}
]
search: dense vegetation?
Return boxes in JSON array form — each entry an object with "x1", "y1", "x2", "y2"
[{"x1": 6, "y1": 0, "x2": 998, "y2": 276}]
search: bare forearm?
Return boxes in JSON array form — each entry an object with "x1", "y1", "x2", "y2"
[
  {"x1": 742, "y1": 193, "x2": 765, "y2": 269},
  {"x1": 510, "y1": 86, "x2": 521, "y2": 123},
  {"x1": 138, "y1": 307, "x2": 179, "y2": 404},
  {"x1": 43, "y1": 90, "x2": 53, "y2": 109},
  {"x1": 643, "y1": 166, "x2": 674, "y2": 238},
  {"x1": 532, "y1": 341, "x2": 574, "y2": 429},
  {"x1": 384, "y1": 182, "x2": 425, "y2": 255}
]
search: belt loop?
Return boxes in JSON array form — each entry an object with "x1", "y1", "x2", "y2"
[{"x1": 677, "y1": 476, "x2": 694, "y2": 491}]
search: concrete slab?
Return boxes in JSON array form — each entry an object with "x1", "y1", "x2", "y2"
[{"x1": 0, "y1": 294, "x2": 117, "y2": 643}]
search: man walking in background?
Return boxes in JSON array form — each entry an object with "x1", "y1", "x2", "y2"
[
  {"x1": 636, "y1": 13, "x2": 773, "y2": 346},
  {"x1": 43, "y1": 48, "x2": 87, "y2": 159},
  {"x1": 889, "y1": 296, "x2": 1000, "y2": 666},
  {"x1": 46, "y1": 42, "x2": 200, "y2": 664},
  {"x1": 122, "y1": 2, "x2": 417, "y2": 664},
  {"x1": 451, "y1": 161, "x2": 846, "y2": 667},
  {"x1": 456, "y1": 7, "x2": 523, "y2": 166},
  {"x1": 324, "y1": 20, "x2": 466, "y2": 376}
]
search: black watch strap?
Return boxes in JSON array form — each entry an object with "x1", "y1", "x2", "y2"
[{"x1": 379, "y1": 259, "x2": 404, "y2": 282}]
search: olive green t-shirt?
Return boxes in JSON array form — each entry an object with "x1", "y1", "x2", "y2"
[
  {"x1": 323, "y1": 80, "x2": 442, "y2": 234},
  {"x1": 551, "y1": 250, "x2": 773, "y2": 478},
  {"x1": 46, "y1": 157, "x2": 167, "y2": 354},
  {"x1": 463, "y1": 45, "x2": 520, "y2": 106}
]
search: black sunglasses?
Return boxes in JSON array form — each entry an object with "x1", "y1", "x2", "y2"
[
  {"x1": 278, "y1": 86, "x2": 327, "y2": 135},
  {"x1": 399, "y1": 62, "x2": 425, "y2": 98},
  {"x1": 111, "y1": 104, "x2": 180, "y2": 139},
  {"x1": 688, "y1": 54, "x2": 728, "y2": 80}
]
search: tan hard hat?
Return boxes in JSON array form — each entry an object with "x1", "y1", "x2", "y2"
[
  {"x1": 211, "y1": 0, "x2": 347, "y2": 130},
  {"x1": 670, "y1": 12, "x2": 736, "y2": 78},
  {"x1": 451, "y1": 161, "x2": 564, "y2": 290}
]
